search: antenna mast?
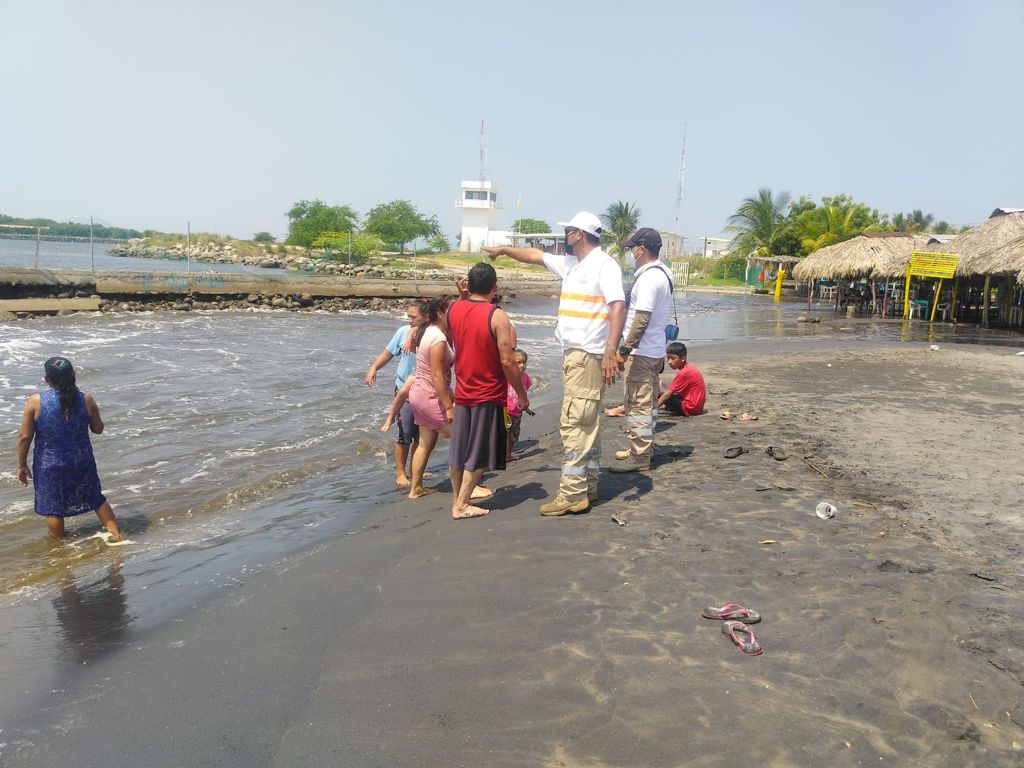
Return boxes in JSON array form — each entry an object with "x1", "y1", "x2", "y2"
[
  {"x1": 673, "y1": 126, "x2": 687, "y2": 234},
  {"x1": 479, "y1": 119, "x2": 487, "y2": 182}
]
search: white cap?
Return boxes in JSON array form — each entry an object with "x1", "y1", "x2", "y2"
[{"x1": 556, "y1": 211, "x2": 603, "y2": 237}]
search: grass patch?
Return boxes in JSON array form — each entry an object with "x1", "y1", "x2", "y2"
[{"x1": 688, "y1": 275, "x2": 746, "y2": 287}]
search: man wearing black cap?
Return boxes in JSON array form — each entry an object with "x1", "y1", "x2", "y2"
[{"x1": 610, "y1": 227, "x2": 674, "y2": 472}]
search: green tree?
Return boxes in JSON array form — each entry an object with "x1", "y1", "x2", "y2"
[
  {"x1": 792, "y1": 194, "x2": 882, "y2": 253},
  {"x1": 511, "y1": 218, "x2": 550, "y2": 234},
  {"x1": 253, "y1": 231, "x2": 276, "y2": 243},
  {"x1": 599, "y1": 201, "x2": 642, "y2": 256},
  {"x1": 724, "y1": 188, "x2": 792, "y2": 258},
  {"x1": 312, "y1": 230, "x2": 384, "y2": 265},
  {"x1": 932, "y1": 220, "x2": 953, "y2": 235},
  {"x1": 428, "y1": 232, "x2": 451, "y2": 253},
  {"x1": 364, "y1": 200, "x2": 439, "y2": 254},
  {"x1": 285, "y1": 200, "x2": 359, "y2": 248},
  {"x1": 906, "y1": 209, "x2": 934, "y2": 233}
]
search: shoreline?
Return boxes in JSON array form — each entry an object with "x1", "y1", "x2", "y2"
[{"x1": 2, "y1": 336, "x2": 1022, "y2": 765}]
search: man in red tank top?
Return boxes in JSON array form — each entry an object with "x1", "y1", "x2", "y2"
[{"x1": 446, "y1": 263, "x2": 529, "y2": 520}]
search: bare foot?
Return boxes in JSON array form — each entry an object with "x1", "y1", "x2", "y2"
[
  {"x1": 396, "y1": 476, "x2": 411, "y2": 488},
  {"x1": 506, "y1": 453, "x2": 520, "y2": 462},
  {"x1": 408, "y1": 487, "x2": 436, "y2": 499},
  {"x1": 603, "y1": 405, "x2": 625, "y2": 417},
  {"x1": 453, "y1": 504, "x2": 489, "y2": 519},
  {"x1": 470, "y1": 486, "x2": 494, "y2": 500}
]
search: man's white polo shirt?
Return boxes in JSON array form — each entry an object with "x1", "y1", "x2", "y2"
[
  {"x1": 625, "y1": 260, "x2": 674, "y2": 359},
  {"x1": 542, "y1": 247, "x2": 625, "y2": 354}
]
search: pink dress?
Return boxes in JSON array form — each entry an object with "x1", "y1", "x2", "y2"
[{"x1": 409, "y1": 325, "x2": 454, "y2": 432}]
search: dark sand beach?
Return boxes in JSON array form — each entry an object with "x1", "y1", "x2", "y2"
[{"x1": 4, "y1": 337, "x2": 1024, "y2": 767}]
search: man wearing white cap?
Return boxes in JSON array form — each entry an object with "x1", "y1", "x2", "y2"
[{"x1": 483, "y1": 211, "x2": 625, "y2": 516}]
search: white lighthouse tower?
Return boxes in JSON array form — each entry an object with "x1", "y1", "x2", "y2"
[{"x1": 457, "y1": 121, "x2": 510, "y2": 252}]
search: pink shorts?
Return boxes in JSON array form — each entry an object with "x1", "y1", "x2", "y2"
[{"x1": 410, "y1": 382, "x2": 448, "y2": 432}]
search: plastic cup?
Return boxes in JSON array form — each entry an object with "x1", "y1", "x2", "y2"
[{"x1": 815, "y1": 502, "x2": 837, "y2": 519}]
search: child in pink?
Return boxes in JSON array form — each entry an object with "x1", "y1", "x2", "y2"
[{"x1": 506, "y1": 349, "x2": 532, "y2": 460}]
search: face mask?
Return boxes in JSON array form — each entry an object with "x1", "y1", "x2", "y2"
[{"x1": 565, "y1": 231, "x2": 576, "y2": 255}]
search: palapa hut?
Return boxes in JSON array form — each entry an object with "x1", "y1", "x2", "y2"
[
  {"x1": 933, "y1": 209, "x2": 1024, "y2": 325},
  {"x1": 792, "y1": 232, "x2": 936, "y2": 315}
]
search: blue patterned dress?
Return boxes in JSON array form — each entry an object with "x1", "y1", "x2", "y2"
[{"x1": 33, "y1": 390, "x2": 106, "y2": 517}]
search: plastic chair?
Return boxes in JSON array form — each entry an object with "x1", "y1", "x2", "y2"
[
  {"x1": 934, "y1": 303, "x2": 950, "y2": 321},
  {"x1": 909, "y1": 300, "x2": 928, "y2": 319}
]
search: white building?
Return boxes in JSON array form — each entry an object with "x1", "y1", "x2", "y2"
[{"x1": 457, "y1": 179, "x2": 512, "y2": 252}]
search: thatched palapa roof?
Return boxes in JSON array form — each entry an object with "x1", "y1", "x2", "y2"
[
  {"x1": 791, "y1": 232, "x2": 937, "y2": 281},
  {"x1": 940, "y1": 211, "x2": 1024, "y2": 277}
]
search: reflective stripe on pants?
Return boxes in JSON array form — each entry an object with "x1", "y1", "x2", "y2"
[{"x1": 624, "y1": 353, "x2": 663, "y2": 458}]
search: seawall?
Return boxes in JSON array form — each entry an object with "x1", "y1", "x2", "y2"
[{"x1": 0, "y1": 267, "x2": 560, "y2": 301}]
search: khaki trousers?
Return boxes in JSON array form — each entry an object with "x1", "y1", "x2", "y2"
[
  {"x1": 623, "y1": 354, "x2": 663, "y2": 458},
  {"x1": 559, "y1": 349, "x2": 605, "y2": 502}
]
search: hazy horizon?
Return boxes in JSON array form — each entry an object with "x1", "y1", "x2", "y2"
[{"x1": 2, "y1": 1, "x2": 1021, "y2": 246}]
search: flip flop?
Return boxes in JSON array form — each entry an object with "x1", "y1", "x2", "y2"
[
  {"x1": 738, "y1": 413, "x2": 758, "y2": 422},
  {"x1": 765, "y1": 446, "x2": 787, "y2": 461},
  {"x1": 721, "y1": 621, "x2": 763, "y2": 656},
  {"x1": 724, "y1": 447, "x2": 748, "y2": 459},
  {"x1": 720, "y1": 411, "x2": 735, "y2": 420},
  {"x1": 701, "y1": 603, "x2": 762, "y2": 624}
]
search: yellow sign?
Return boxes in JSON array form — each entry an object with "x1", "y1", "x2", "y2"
[{"x1": 909, "y1": 251, "x2": 958, "y2": 279}]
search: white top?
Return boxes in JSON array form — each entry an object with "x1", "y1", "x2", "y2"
[
  {"x1": 625, "y1": 260, "x2": 674, "y2": 359},
  {"x1": 543, "y1": 247, "x2": 625, "y2": 354}
]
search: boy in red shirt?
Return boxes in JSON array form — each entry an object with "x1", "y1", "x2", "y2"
[{"x1": 657, "y1": 341, "x2": 706, "y2": 416}]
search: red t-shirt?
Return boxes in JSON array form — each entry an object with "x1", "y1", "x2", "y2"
[
  {"x1": 668, "y1": 363, "x2": 706, "y2": 416},
  {"x1": 447, "y1": 299, "x2": 507, "y2": 406}
]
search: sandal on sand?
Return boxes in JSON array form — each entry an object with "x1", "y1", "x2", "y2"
[
  {"x1": 765, "y1": 446, "x2": 787, "y2": 461},
  {"x1": 701, "y1": 603, "x2": 762, "y2": 624},
  {"x1": 738, "y1": 413, "x2": 758, "y2": 422},
  {"x1": 720, "y1": 411, "x2": 735, "y2": 420},
  {"x1": 724, "y1": 447, "x2": 748, "y2": 459},
  {"x1": 721, "y1": 621, "x2": 763, "y2": 656}
]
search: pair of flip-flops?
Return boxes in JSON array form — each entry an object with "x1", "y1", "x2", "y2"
[
  {"x1": 724, "y1": 446, "x2": 788, "y2": 461},
  {"x1": 702, "y1": 603, "x2": 764, "y2": 656}
]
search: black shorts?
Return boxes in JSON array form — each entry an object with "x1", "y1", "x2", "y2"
[
  {"x1": 663, "y1": 393, "x2": 685, "y2": 416},
  {"x1": 448, "y1": 403, "x2": 507, "y2": 471},
  {"x1": 508, "y1": 414, "x2": 523, "y2": 447},
  {"x1": 395, "y1": 391, "x2": 419, "y2": 446}
]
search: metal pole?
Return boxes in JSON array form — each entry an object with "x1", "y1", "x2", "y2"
[
  {"x1": 90, "y1": 216, "x2": 95, "y2": 271},
  {"x1": 34, "y1": 227, "x2": 40, "y2": 268}
]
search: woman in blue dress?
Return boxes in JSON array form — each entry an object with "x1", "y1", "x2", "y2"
[{"x1": 16, "y1": 357, "x2": 122, "y2": 541}]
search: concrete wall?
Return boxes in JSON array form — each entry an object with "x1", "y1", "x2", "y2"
[{"x1": 0, "y1": 267, "x2": 560, "y2": 298}]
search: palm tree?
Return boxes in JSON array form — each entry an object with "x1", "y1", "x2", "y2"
[
  {"x1": 797, "y1": 200, "x2": 878, "y2": 253},
  {"x1": 724, "y1": 188, "x2": 792, "y2": 258},
  {"x1": 600, "y1": 201, "x2": 641, "y2": 257},
  {"x1": 906, "y1": 209, "x2": 934, "y2": 233}
]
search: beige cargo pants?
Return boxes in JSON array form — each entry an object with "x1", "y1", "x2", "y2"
[
  {"x1": 623, "y1": 354, "x2": 663, "y2": 458},
  {"x1": 559, "y1": 349, "x2": 605, "y2": 503}
]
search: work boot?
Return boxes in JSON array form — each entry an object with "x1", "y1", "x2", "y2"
[
  {"x1": 610, "y1": 455, "x2": 651, "y2": 473},
  {"x1": 539, "y1": 496, "x2": 591, "y2": 516},
  {"x1": 614, "y1": 449, "x2": 630, "y2": 461}
]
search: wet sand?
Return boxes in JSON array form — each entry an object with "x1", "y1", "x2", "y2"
[{"x1": 3, "y1": 338, "x2": 1024, "y2": 767}]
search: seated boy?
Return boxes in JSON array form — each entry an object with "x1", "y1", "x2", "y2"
[{"x1": 657, "y1": 341, "x2": 706, "y2": 416}]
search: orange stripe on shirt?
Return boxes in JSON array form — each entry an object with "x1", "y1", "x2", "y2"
[
  {"x1": 557, "y1": 308, "x2": 610, "y2": 320},
  {"x1": 559, "y1": 292, "x2": 606, "y2": 304}
]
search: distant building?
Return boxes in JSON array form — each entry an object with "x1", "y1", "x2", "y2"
[{"x1": 457, "y1": 179, "x2": 512, "y2": 252}]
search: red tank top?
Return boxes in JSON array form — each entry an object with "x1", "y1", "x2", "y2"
[{"x1": 447, "y1": 299, "x2": 507, "y2": 405}]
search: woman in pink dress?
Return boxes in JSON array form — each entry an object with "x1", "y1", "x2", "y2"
[{"x1": 407, "y1": 296, "x2": 454, "y2": 499}]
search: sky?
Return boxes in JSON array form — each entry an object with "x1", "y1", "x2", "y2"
[{"x1": 1, "y1": 0, "x2": 1022, "y2": 246}]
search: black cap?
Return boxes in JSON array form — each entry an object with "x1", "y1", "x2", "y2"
[{"x1": 621, "y1": 227, "x2": 662, "y2": 251}]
